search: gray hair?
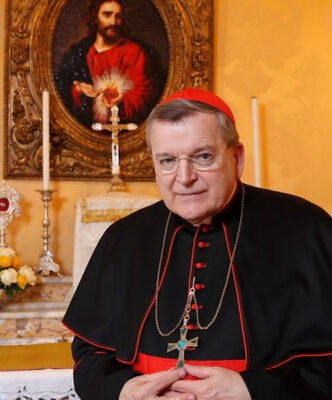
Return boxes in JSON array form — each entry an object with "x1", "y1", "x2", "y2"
[{"x1": 146, "y1": 99, "x2": 239, "y2": 149}]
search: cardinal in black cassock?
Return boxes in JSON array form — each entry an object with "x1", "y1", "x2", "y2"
[{"x1": 63, "y1": 89, "x2": 332, "y2": 400}]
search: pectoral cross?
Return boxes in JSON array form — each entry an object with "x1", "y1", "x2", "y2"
[
  {"x1": 92, "y1": 105, "x2": 137, "y2": 191},
  {"x1": 167, "y1": 325, "x2": 199, "y2": 368}
]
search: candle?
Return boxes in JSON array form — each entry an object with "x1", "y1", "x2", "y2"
[
  {"x1": 42, "y1": 90, "x2": 50, "y2": 191},
  {"x1": 111, "y1": 105, "x2": 120, "y2": 175},
  {"x1": 251, "y1": 96, "x2": 261, "y2": 188}
]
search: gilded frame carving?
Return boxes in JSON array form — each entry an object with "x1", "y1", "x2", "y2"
[{"x1": 4, "y1": 0, "x2": 214, "y2": 181}]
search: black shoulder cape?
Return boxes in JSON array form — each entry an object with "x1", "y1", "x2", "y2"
[{"x1": 63, "y1": 183, "x2": 332, "y2": 369}]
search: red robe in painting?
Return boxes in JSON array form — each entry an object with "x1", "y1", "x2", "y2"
[{"x1": 72, "y1": 38, "x2": 156, "y2": 123}]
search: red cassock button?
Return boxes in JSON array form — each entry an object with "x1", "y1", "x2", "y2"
[
  {"x1": 194, "y1": 283, "x2": 205, "y2": 290},
  {"x1": 191, "y1": 304, "x2": 203, "y2": 310},
  {"x1": 195, "y1": 262, "x2": 207, "y2": 269},
  {"x1": 201, "y1": 226, "x2": 209, "y2": 233},
  {"x1": 198, "y1": 241, "x2": 210, "y2": 248}
]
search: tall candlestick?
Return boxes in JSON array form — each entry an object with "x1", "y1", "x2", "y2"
[
  {"x1": 35, "y1": 189, "x2": 60, "y2": 276},
  {"x1": 42, "y1": 90, "x2": 50, "y2": 190},
  {"x1": 251, "y1": 96, "x2": 261, "y2": 188}
]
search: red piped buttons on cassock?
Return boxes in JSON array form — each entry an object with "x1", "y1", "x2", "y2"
[
  {"x1": 201, "y1": 226, "x2": 209, "y2": 233},
  {"x1": 198, "y1": 241, "x2": 210, "y2": 248},
  {"x1": 194, "y1": 283, "x2": 205, "y2": 290},
  {"x1": 195, "y1": 262, "x2": 207, "y2": 269},
  {"x1": 191, "y1": 304, "x2": 203, "y2": 310}
]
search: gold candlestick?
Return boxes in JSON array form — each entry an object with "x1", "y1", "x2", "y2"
[{"x1": 35, "y1": 190, "x2": 60, "y2": 276}]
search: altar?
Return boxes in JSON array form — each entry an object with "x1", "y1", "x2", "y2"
[{"x1": 0, "y1": 191, "x2": 159, "y2": 399}]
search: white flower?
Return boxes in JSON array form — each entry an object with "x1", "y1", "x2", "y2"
[
  {"x1": 0, "y1": 247, "x2": 15, "y2": 258},
  {"x1": 0, "y1": 268, "x2": 17, "y2": 285},
  {"x1": 18, "y1": 265, "x2": 36, "y2": 286}
]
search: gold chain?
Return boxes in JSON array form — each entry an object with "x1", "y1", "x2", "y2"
[
  {"x1": 154, "y1": 211, "x2": 188, "y2": 336},
  {"x1": 155, "y1": 182, "x2": 245, "y2": 336}
]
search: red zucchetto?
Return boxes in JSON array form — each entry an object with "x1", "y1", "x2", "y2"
[{"x1": 161, "y1": 88, "x2": 235, "y2": 123}]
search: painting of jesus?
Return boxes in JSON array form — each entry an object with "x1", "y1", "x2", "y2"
[{"x1": 53, "y1": 0, "x2": 167, "y2": 128}]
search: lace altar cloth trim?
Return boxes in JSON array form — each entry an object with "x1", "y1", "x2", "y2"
[{"x1": 0, "y1": 369, "x2": 79, "y2": 400}]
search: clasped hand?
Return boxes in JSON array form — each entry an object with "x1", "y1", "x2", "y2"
[{"x1": 119, "y1": 364, "x2": 251, "y2": 400}]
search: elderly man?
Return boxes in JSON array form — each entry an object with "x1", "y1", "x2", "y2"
[{"x1": 64, "y1": 89, "x2": 332, "y2": 399}]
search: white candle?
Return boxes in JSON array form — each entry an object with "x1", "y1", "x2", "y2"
[
  {"x1": 42, "y1": 90, "x2": 50, "y2": 190},
  {"x1": 111, "y1": 105, "x2": 120, "y2": 174},
  {"x1": 251, "y1": 96, "x2": 261, "y2": 188}
]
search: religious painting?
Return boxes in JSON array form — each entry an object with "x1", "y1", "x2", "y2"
[
  {"x1": 52, "y1": 0, "x2": 168, "y2": 129},
  {"x1": 4, "y1": 0, "x2": 214, "y2": 181}
]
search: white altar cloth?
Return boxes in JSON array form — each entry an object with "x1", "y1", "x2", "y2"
[
  {"x1": 73, "y1": 192, "x2": 159, "y2": 289},
  {"x1": 0, "y1": 369, "x2": 78, "y2": 400}
]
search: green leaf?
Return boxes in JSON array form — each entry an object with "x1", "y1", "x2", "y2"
[
  {"x1": 12, "y1": 283, "x2": 24, "y2": 292},
  {"x1": 5, "y1": 287, "x2": 13, "y2": 299}
]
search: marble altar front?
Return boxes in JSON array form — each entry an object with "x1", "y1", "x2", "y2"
[
  {"x1": 0, "y1": 276, "x2": 77, "y2": 398},
  {"x1": 0, "y1": 275, "x2": 73, "y2": 345}
]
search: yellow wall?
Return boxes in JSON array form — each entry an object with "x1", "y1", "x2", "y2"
[
  {"x1": 215, "y1": 0, "x2": 332, "y2": 210},
  {"x1": 1, "y1": 0, "x2": 331, "y2": 275}
]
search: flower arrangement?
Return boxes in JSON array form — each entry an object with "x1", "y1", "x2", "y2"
[{"x1": 0, "y1": 247, "x2": 37, "y2": 299}]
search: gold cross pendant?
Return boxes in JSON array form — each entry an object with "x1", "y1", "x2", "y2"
[{"x1": 167, "y1": 325, "x2": 199, "y2": 368}]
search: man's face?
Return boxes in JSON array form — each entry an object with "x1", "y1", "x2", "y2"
[
  {"x1": 97, "y1": 1, "x2": 123, "y2": 43},
  {"x1": 150, "y1": 112, "x2": 244, "y2": 225}
]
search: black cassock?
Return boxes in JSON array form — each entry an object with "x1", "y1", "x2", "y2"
[{"x1": 63, "y1": 182, "x2": 332, "y2": 399}]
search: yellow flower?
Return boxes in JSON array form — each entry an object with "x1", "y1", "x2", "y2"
[
  {"x1": 17, "y1": 274, "x2": 28, "y2": 289},
  {"x1": 0, "y1": 255, "x2": 12, "y2": 268},
  {"x1": 11, "y1": 255, "x2": 21, "y2": 269},
  {"x1": 18, "y1": 265, "x2": 36, "y2": 286}
]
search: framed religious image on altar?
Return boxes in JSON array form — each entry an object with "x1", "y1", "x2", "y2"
[{"x1": 4, "y1": 0, "x2": 214, "y2": 181}]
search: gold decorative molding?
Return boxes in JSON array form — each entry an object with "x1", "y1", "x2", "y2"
[
  {"x1": 4, "y1": 0, "x2": 214, "y2": 181},
  {"x1": 80, "y1": 199, "x2": 138, "y2": 223}
]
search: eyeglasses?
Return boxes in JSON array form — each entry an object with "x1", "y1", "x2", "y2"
[{"x1": 154, "y1": 149, "x2": 228, "y2": 174}]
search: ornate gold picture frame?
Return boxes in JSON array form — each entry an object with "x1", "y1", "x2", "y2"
[{"x1": 4, "y1": 0, "x2": 214, "y2": 181}]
